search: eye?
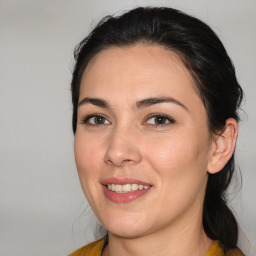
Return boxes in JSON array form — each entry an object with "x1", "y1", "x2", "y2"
[
  {"x1": 145, "y1": 114, "x2": 175, "y2": 127},
  {"x1": 81, "y1": 114, "x2": 111, "y2": 125}
]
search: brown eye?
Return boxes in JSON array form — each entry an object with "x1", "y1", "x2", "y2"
[
  {"x1": 92, "y1": 116, "x2": 105, "y2": 124},
  {"x1": 82, "y1": 115, "x2": 110, "y2": 125},
  {"x1": 154, "y1": 116, "x2": 168, "y2": 124},
  {"x1": 146, "y1": 114, "x2": 175, "y2": 126}
]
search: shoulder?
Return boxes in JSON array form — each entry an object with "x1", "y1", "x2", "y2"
[
  {"x1": 67, "y1": 239, "x2": 106, "y2": 256},
  {"x1": 206, "y1": 241, "x2": 244, "y2": 256}
]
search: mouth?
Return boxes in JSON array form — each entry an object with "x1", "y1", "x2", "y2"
[
  {"x1": 106, "y1": 183, "x2": 151, "y2": 193},
  {"x1": 101, "y1": 178, "x2": 153, "y2": 203}
]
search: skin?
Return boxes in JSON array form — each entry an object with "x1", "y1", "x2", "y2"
[{"x1": 74, "y1": 44, "x2": 238, "y2": 256}]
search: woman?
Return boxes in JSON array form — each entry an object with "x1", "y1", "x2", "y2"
[{"x1": 68, "y1": 7, "x2": 244, "y2": 256}]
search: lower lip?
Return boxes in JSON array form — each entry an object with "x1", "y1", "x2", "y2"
[{"x1": 103, "y1": 186, "x2": 152, "y2": 203}]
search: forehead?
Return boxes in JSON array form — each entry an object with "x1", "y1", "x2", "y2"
[{"x1": 79, "y1": 44, "x2": 202, "y2": 108}]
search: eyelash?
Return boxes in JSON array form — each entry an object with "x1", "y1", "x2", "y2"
[
  {"x1": 81, "y1": 114, "x2": 110, "y2": 126},
  {"x1": 144, "y1": 113, "x2": 175, "y2": 127},
  {"x1": 80, "y1": 113, "x2": 175, "y2": 127}
]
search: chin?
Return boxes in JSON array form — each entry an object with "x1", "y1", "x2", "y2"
[
  {"x1": 108, "y1": 226, "x2": 149, "y2": 239},
  {"x1": 100, "y1": 211, "x2": 151, "y2": 239}
]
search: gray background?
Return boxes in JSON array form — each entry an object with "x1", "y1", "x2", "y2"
[{"x1": 0, "y1": 0, "x2": 255, "y2": 255}]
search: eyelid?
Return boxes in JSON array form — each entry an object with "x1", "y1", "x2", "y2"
[
  {"x1": 143, "y1": 113, "x2": 175, "y2": 126},
  {"x1": 80, "y1": 113, "x2": 111, "y2": 125}
]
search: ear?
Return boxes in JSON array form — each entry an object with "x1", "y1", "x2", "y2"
[{"x1": 207, "y1": 118, "x2": 238, "y2": 174}]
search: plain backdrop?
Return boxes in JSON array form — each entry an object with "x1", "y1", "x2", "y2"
[{"x1": 0, "y1": 0, "x2": 255, "y2": 255}]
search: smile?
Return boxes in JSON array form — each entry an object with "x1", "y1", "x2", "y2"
[{"x1": 107, "y1": 184, "x2": 151, "y2": 193}]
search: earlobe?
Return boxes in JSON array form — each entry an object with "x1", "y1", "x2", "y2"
[{"x1": 207, "y1": 118, "x2": 238, "y2": 174}]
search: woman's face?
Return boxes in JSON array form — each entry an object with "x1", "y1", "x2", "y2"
[{"x1": 75, "y1": 44, "x2": 214, "y2": 238}]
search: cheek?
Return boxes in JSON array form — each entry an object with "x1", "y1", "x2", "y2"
[
  {"x1": 74, "y1": 134, "x2": 104, "y2": 194},
  {"x1": 74, "y1": 134, "x2": 106, "y2": 215},
  {"x1": 145, "y1": 131, "x2": 210, "y2": 186},
  {"x1": 146, "y1": 133, "x2": 209, "y2": 211},
  {"x1": 146, "y1": 134, "x2": 195, "y2": 171},
  {"x1": 75, "y1": 133, "x2": 101, "y2": 170}
]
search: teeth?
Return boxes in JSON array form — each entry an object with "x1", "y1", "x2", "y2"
[
  {"x1": 123, "y1": 184, "x2": 131, "y2": 192},
  {"x1": 131, "y1": 184, "x2": 138, "y2": 191},
  {"x1": 107, "y1": 184, "x2": 151, "y2": 193},
  {"x1": 115, "y1": 185, "x2": 122, "y2": 192}
]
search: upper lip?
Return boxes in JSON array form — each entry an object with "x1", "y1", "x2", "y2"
[{"x1": 101, "y1": 177, "x2": 152, "y2": 186}]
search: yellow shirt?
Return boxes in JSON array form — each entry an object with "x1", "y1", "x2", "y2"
[{"x1": 68, "y1": 239, "x2": 243, "y2": 256}]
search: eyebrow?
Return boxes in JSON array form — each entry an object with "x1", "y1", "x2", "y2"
[
  {"x1": 78, "y1": 97, "x2": 110, "y2": 108},
  {"x1": 136, "y1": 96, "x2": 188, "y2": 111},
  {"x1": 78, "y1": 96, "x2": 188, "y2": 112}
]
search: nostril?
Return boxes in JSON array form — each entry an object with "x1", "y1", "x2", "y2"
[{"x1": 105, "y1": 159, "x2": 114, "y2": 166}]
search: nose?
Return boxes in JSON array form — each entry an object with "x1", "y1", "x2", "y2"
[{"x1": 104, "y1": 126, "x2": 142, "y2": 167}]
